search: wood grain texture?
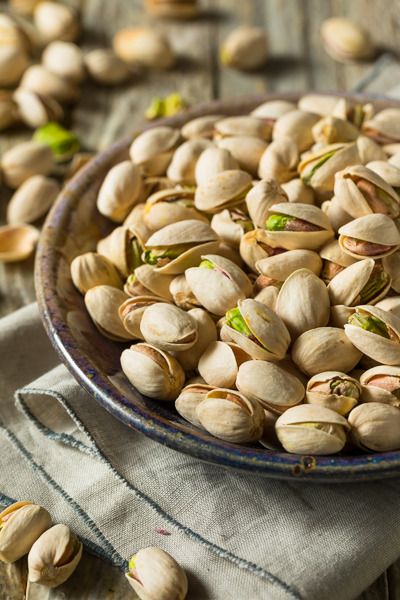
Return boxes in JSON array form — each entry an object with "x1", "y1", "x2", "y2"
[{"x1": 1, "y1": 0, "x2": 400, "y2": 597}]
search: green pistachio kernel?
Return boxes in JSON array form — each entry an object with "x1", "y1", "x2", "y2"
[
  {"x1": 225, "y1": 307, "x2": 252, "y2": 336},
  {"x1": 144, "y1": 247, "x2": 187, "y2": 266},
  {"x1": 199, "y1": 259, "x2": 215, "y2": 270},
  {"x1": 145, "y1": 97, "x2": 164, "y2": 120},
  {"x1": 265, "y1": 214, "x2": 294, "y2": 231},
  {"x1": 145, "y1": 93, "x2": 187, "y2": 120},
  {"x1": 330, "y1": 378, "x2": 360, "y2": 399},
  {"x1": 128, "y1": 554, "x2": 136, "y2": 573},
  {"x1": 348, "y1": 312, "x2": 390, "y2": 338},
  {"x1": 359, "y1": 269, "x2": 390, "y2": 304},
  {"x1": 33, "y1": 122, "x2": 80, "y2": 162}
]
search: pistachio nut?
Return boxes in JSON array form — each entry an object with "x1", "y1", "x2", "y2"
[
  {"x1": 196, "y1": 388, "x2": 264, "y2": 443},
  {"x1": 356, "y1": 135, "x2": 387, "y2": 164},
  {"x1": 1, "y1": 141, "x2": 54, "y2": 188},
  {"x1": 214, "y1": 116, "x2": 271, "y2": 141},
  {"x1": 239, "y1": 229, "x2": 286, "y2": 273},
  {"x1": 298, "y1": 94, "x2": 342, "y2": 117},
  {"x1": 334, "y1": 165, "x2": 400, "y2": 219},
  {"x1": 84, "y1": 285, "x2": 132, "y2": 341},
  {"x1": 0, "y1": 91, "x2": 19, "y2": 130},
  {"x1": 85, "y1": 48, "x2": 131, "y2": 85},
  {"x1": 264, "y1": 202, "x2": 334, "y2": 250},
  {"x1": 312, "y1": 116, "x2": 359, "y2": 145},
  {"x1": 258, "y1": 137, "x2": 299, "y2": 183},
  {"x1": 7, "y1": 174, "x2": 60, "y2": 224},
  {"x1": 34, "y1": 1, "x2": 80, "y2": 44},
  {"x1": 319, "y1": 239, "x2": 357, "y2": 283},
  {"x1": 253, "y1": 285, "x2": 279, "y2": 310},
  {"x1": 126, "y1": 547, "x2": 188, "y2": 600},
  {"x1": 20, "y1": 65, "x2": 80, "y2": 104},
  {"x1": 221, "y1": 298, "x2": 291, "y2": 361},
  {"x1": 275, "y1": 268, "x2": 330, "y2": 339},
  {"x1": 175, "y1": 383, "x2": 214, "y2": 427},
  {"x1": 71, "y1": 252, "x2": 123, "y2": 294},
  {"x1": 195, "y1": 169, "x2": 253, "y2": 214},
  {"x1": 121, "y1": 343, "x2": 184, "y2": 401},
  {"x1": 125, "y1": 263, "x2": 173, "y2": 300},
  {"x1": 329, "y1": 305, "x2": 355, "y2": 329},
  {"x1": 97, "y1": 225, "x2": 147, "y2": 277},
  {"x1": 328, "y1": 259, "x2": 390, "y2": 307},
  {"x1": 348, "y1": 402, "x2": 400, "y2": 451},
  {"x1": 167, "y1": 138, "x2": 213, "y2": 185},
  {"x1": 124, "y1": 203, "x2": 148, "y2": 232},
  {"x1": 338, "y1": 213, "x2": 400, "y2": 259},
  {"x1": 129, "y1": 126, "x2": 180, "y2": 176},
  {"x1": 376, "y1": 296, "x2": 400, "y2": 319},
  {"x1": 320, "y1": 17, "x2": 374, "y2": 63},
  {"x1": 256, "y1": 249, "x2": 322, "y2": 287},
  {"x1": 276, "y1": 404, "x2": 349, "y2": 455},
  {"x1": 220, "y1": 26, "x2": 267, "y2": 71},
  {"x1": 194, "y1": 146, "x2": 238, "y2": 186},
  {"x1": 236, "y1": 360, "x2": 304, "y2": 414},
  {"x1": 292, "y1": 327, "x2": 362, "y2": 376},
  {"x1": 143, "y1": 219, "x2": 219, "y2": 274},
  {"x1": 359, "y1": 365, "x2": 400, "y2": 407},
  {"x1": 119, "y1": 295, "x2": 166, "y2": 339},
  {"x1": 113, "y1": 27, "x2": 175, "y2": 69},
  {"x1": 306, "y1": 371, "x2": 360, "y2": 415},
  {"x1": 211, "y1": 207, "x2": 254, "y2": 248},
  {"x1": 281, "y1": 178, "x2": 315, "y2": 204},
  {"x1": 97, "y1": 161, "x2": 143, "y2": 223},
  {"x1": 260, "y1": 408, "x2": 281, "y2": 450},
  {"x1": 332, "y1": 98, "x2": 374, "y2": 128},
  {"x1": 363, "y1": 109, "x2": 400, "y2": 144},
  {"x1": 181, "y1": 114, "x2": 224, "y2": 140},
  {"x1": 33, "y1": 122, "x2": 79, "y2": 163},
  {"x1": 0, "y1": 45, "x2": 29, "y2": 88},
  {"x1": 0, "y1": 224, "x2": 39, "y2": 262},
  {"x1": 185, "y1": 254, "x2": 252, "y2": 316},
  {"x1": 367, "y1": 160, "x2": 400, "y2": 191},
  {"x1": 218, "y1": 135, "x2": 268, "y2": 176},
  {"x1": 143, "y1": 188, "x2": 207, "y2": 232},
  {"x1": 177, "y1": 308, "x2": 217, "y2": 371},
  {"x1": 383, "y1": 250, "x2": 400, "y2": 293},
  {"x1": 250, "y1": 99, "x2": 296, "y2": 122},
  {"x1": 140, "y1": 302, "x2": 198, "y2": 351},
  {"x1": 345, "y1": 305, "x2": 400, "y2": 365},
  {"x1": 273, "y1": 110, "x2": 319, "y2": 152},
  {"x1": 169, "y1": 274, "x2": 200, "y2": 311},
  {"x1": 28, "y1": 524, "x2": 82, "y2": 588},
  {"x1": 0, "y1": 502, "x2": 52, "y2": 563},
  {"x1": 13, "y1": 88, "x2": 63, "y2": 128},
  {"x1": 245, "y1": 179, "x2": 288, "y2": 228},
  {"x1": 198, "y1": 340, "x2": 250, "y2": 388},
  {"x1": 321, "y1": 197, "x2": 352, "y2": 233},
  {"x1": 42, "y1": 41, "x2": 85, "y2": 83}
]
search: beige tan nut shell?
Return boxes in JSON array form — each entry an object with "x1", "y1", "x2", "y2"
[
  {"x1": 198, "y1": 341, "x2": 250, "y2": 388},
  {"x1": 175, "y1": 383, "x2": 214, "y2": 428},
  {"x1": 28, "y1": 524, "x2": 82, "y2": 588},
  {"x1": 258, "y1": 137, "x2": 299, "y2": 183},
  {"x1": 121, "y1": 343, "x2": 184, "y2": 401},
  {"x1": 320, "y1": 239, "x2": 357, "y2": 268},
  {"x1": 306, "y1": 371, "x2": 360, "y2": 415},
  {"x1": 0, "y1": 502, "x2": 52, "y2": 563},
  {"x1": 125, "y1": 547, "x2": 188, "y2": 600},
  {"x1": 129, "y1": 126, "x2": 180, "y2": 176},
  {"x1": 254, "y1": 285, "x2": 279, "y2": 310},
  {"x1": 85, "y1": 48, "x2": 131, "y2": 85},
  {"x1": 220, "y1": 26, "x2": 267, "y2": 71},
  {"x1": 273, "y1": 110, "x2": 319, "y2": 152},
  {"x1": 328, "y1": 258, "x2": 390, "y2": 307},
  {"x1": 210, "y1": 208, "x2": 251, "y2": 248},
  {"x1": 84, "y1": 285, "x2": 132, "y2": 341},
  {"x1": 292, "y1": 327, "x2": 362, "y2": 376},
  {"x1": 256, "y1": 249, "x2": 322, "y2": 283},
  {"x1": 251, "y1": 99, "x2": 296, "y2": 121},
  {"x1": 167, "y1": 138, "x2": 213, "y2": 185},
  {"x1": 143, "y1": 188, "x2": 207, "y2": 232},
  {"x1": 281, "y1": 178, "x2": 315, "y2": 204},
  {"x1": 275, "y1": 404, "x2": 349, "y2": 455},
  {"x1": 383, "y1": 251, "x2": 400, "y2": 294},
  {"x1": 34, "y1": 1, "x2": 80, "y2": 44},
  {"x1": 298, "y1": 94, "x2": 341, "y2": 116},
  {"x1": 113, "y1": 27, "x2": 175, "y2": 69},
  {"x1": 196, "y1": 388, "x2": 264, "y2": 443},
  {"x1": 360, "y1": 365, "x2": 400, "y2": 406},
  {"x1": 239, "y1": 229, "x2": 278, "y2": 272},
  {"x1": 312, "y1": 116, "x2": 359, "y2": 145},
  {"x1": 0, "y1": 224, "x2": 39, "y2": 262},
  {"x1": 363, "y1": 109, "x2": 400, "y2": 144},
  {"x1": 194, "y1": 169, "x2": 252, "y2": 213},
  {"x1": 181, "y1": 114, "x2": 224, "y2": 140},
  {"x1": 71, "y1": 252, "x2": 122, "y2": 294},
  {"x1": 97, "y1": 225, "x2": 147, "y2": 278},
  {"x1": 42, "y1": 41, "x2": 85, "y2": 83},
  {"x1": 236, "y1": 360, "x2": 305, "y2": 414},
  {"x1": 348, "y1": 402, "x2": 400, "y2": 451},
  {"x1": 320, "y1": 17, "x2": 374, "y2": 62},
  {"x1": 367, "y1": 160, "x2": 400, "y2": 188},
  {"x1": 195, "y1": 147, "x2": 238, "y2": 187},
  {"x1": 7, "y1": 175, "x2": 59, "y2": 224},
  {"x1": 177, "y1": 308, "x2": 217, "y2": 372},
  {"x1": 119, "y1": 295, "x2": 166, "y2": 340},
  {"x1": 265, "y1": 202, "x2": 334, "y2": 250},
  {"x1": 169, "y1": 274, "x2": 200, "y2": 311},
  {"x1": 127, "y1": 263, "x2": 174, "y2": 300},
  {"x1": 357, "y1": 135, "x2": 387, "y2": 164},
  {"x1": 245, "y1": 178, "x2": 288, "y2": 228},
  {"x1": 376, "y1": 296, "x2": 400, "y2": 319},
  {"x1": 97, "y1": 160, "x2": 143, "y2": 223},
  {"x1": 20, "y1": 65, "x2": 80, "y2": 104},
  {"x1": 338, "y1": 213, "x2": 400, "y2": 259},
  {"x1": 0, "y1": 91, "x2": 19, "y2": 130},
  {"x1": 218, "y1": 135, "x2": 267, "y2": 176},
  {"x1": 1, "y1": 141, "x2": 54, "y2": 188},
  {"x1": 140, "y1": 302, "x2": 198, "y2": 352},
  {"x1": 0, "y1": 45, "x2": 29, "y2": 88},
  {"x1": 321, "y1": 197, "x2": 352, "y2": 234},
  {"x1": 13, "y1": 87, "x2": 64, "y2": 129},
  {"x1": 214, "y1": 116, "x2": 271, "y2": 141}
]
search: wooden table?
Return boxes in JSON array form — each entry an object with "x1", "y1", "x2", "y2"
[{"x1": 1, "y1": 0, "x2": 400, "y2": 597}]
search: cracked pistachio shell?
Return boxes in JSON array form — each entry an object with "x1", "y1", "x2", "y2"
[
  {"x1": 211, "y1": 207, "x2": 252, "y2": 248},
  {"x1": 348, "y1": 402, "x2": 400, "y2": 451},
  {"x1": 344, "y1": 305, "x2": 400, "y2": 365},
  {"x1": 236, "y1": 360, "x2": 304, "y2": 414},
  {"x1": 239, "y1": 229, "x2": 279, "y2": 272},
  {"x1": 357, "y1": 135, "x2": 387, "y2": 164},
  {"x1": 198, "y1": 340, "x2": 250, "y2": 388},
  {"x1": 265, "y1": 202, "x2": 334, "y2": 250},
  {"x1": 175, "y1": 383, "x2": 214, "y2": 427},
  {"x1": 124, "y1": 204, "x2": 151, "y2": 239},
  {"x1": 167, "y1": 138, "x2": 213, "y2": 184},
  {"x1": 0, "y1": 224, "x2": 39, "y2": 262},
  {"x1": 254, "y1": 285, "x2": 279, "y2": 310},
  {"x1": 177, "y1": 308, "x2": 217, "y2": 371},
  {"x1": 119, "y1": 295, "x2": 166, "y2": 339},
  {"x1": 276, "y1": 268, "x2": 330, "y2": 339},
  {"x1": 1, "y1": 141, "x2": 54, "y2": 188},
  {"x1": 281, "y1": 178, "x2": 315, "y2": 204},
  {"x1": 43, "y1": 41, "x2": 85, "y2": 83},
  {"x1": 84, "y1": 48, "x2": 130, "y2": 85},
  {"x1": 34, "y1": 1, "x2": 80, "y2": 44},
  {"x1": 250, "y1": 99, "x2": 295, "y2": 122},
  {"x1": 214, "y1": 116, "x2": 271, "y2": 141},
  {"x1": 185, "y1": 254, "x2": 252, "y2": 316},
  {"x1": 218, "y1": 135, "x2": 268, "y2": 176},
  {"x1": 20, "y1": 65, "x2": 80, "y2": 104},
  {"x1": 0, "y1": 45, "x2": 29, "y2": 88},
  {"x1": 71, "y1": 252, "x2": 122, "y2": 294},
  {"x1": 306, "y1": 371, "x2": 360, "y2": 415},
  {"x1": 376, "y1": 296, "x2": 400, "y2": 319},
  {"x1": 121, "y1": 343, "x2": 184, "y2": 401},
  {"x1": 332, "y1": 98, "x2": 374, "y2": 126},
  {"x1": 0, "y1": 91, "x2": 19, "y2": 130},
  {"x1": 256, "y1": 249, "x2": 322, "y2": 284},
  {"x1": 258, "y1": 137, "x2": 299, "y2": 183},
  {"x1": 181, "y1": 114, "x2": 224, "y2": 139},
  {"x1": 220, "y1": 26, "x2": 267, "y2": 71},
  {"x1": 360, "y1": 365, "x2": 400, "y2": 406},
  {"x1": 13, "y1": 88, "x2": 63, "y2": 129},
  {"x1": 28, "y1": 524, "x2": 82, "y2": 588},
  {"x1": 312, "y1": 116, "x2": 359, "y2": 145},
  {"x1": 221, "y1": 298, "x2": 291, "y2": 361},
  {"x1": 143, "y1": 188, "x2": 207, "y2": 232},
  {"x1": 338, "y1": 213, "x2": 400, "y2": 259},
  {"x1": 367, "y1": 161, "x2": 400, "y2": 188},
  {"x1": 97, "y1": 161, "x2": 143, "y2": 223},
  {"x1": 194, "y1": 169, "x2": 252, "y2": 213},
  {"x1": 276, "y1": 404, "x2": 349, "y2": 455},
  {"x1": 85, "y1": 285, "x2": 132, "y2": 341},
  {"x1": 0, "y1": 502, "x2": 52, "y2": 563},
  {"x1": 329, "y1": 305, "x2": 355, "y2": 328},
  {"x1": 197, "y1": 388, "x2": 264, "y2": 443},
  {"x1": 194, "y1": 146, "x2": 238, "y2": 186},
  {"x1": 126, "y1": 264, "x2": 174, "y2": 300},
  {"x1": 273, "y1": 110, "x2": 319, "y2": 152},
  {"x1": 113, "y1": 28, "x2": 175, "y2": 69},
  {"x1": 245, "y1": 179, "x2": 288, "y2": 228},
  {"x1": 292, "y1": 327, "x2": 362, "y2": 376},
  {"x1": 383, "y1": 250, "x2": 400, "y2": 293},
  {"x1": 140, "y1": 302, "x2": 198, "y2": 351},
  {"x1": 320, "y1": 239, "x2": 358, "y2": 270},
  {"x1": 97, "y1": 225, "x2": 147, "y2": 277},
  {"x1": 328, "y1": 258, "x2": 391, "y2": 307},
  {"x1": 129, "y1": 126, "x2": 180, "y2": 175},
  {"x1": 334, "y1": 165, "x2": 400, "y2": 219},
  {"x1": 7, "y1": 174, "x2": 59, "y2": 224},
  {"x1": 321, "y1": 197, "x2": 352, "y2": 233},
  {"x1": 320, "y1": 17, "x2": 374, "y2": 63},
  {"x1": 363, "y1": 109, "x2": 400, "y2": 144},
  {"x1": 298, "y1": 94, "x2": 341, "y2": 117},
  {"x1": 126, "y1": 547, "x2": 187, "y2": 600},
  {"x1": 169, "y1": 274, "x2": 200, "y2": 311}
]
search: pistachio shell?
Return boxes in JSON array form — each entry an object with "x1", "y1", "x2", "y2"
[
  {"x1": 357, "y1": 135, "x2": 387, "y2": 164},
  {"x1": 256, "y1": 249, "x2": 322, "y2": 283},
  {"x1": 250, "y1": 99, "x2": 295, "y2": 121},
  {"x1": 281, "y1": 178, "x2": 315, "y2": 204},
  {"x1": 129, "y1": 263, "x2": 174, "y2": 300},
  {"x1": 97, "y1": 226, "x2": 146, "y2": 277},
  {"x1": 129, "y1": 126, "x2": 180, "y2": 175},
  {"x1": 292, "y1": 327, "x2": 362, "y2": 376},
  {"x1": 338, "y1": 213, "x2": 400, "y2": 259},
  {"x1": 177, "y1": 308, "x2": 217, "y2": 371},
  {"x1": 7, "y1": 174, "x2": 59, "y2": 224},
  {"x1": 218, "y1": 135, "x2": 268, "y2": 176},
  {"x1": 169, "y1": 274, "x2": 200, "y2": 311},
  {"x1": 298, "y1": 94, "x2": 341, "y2": 117},
  {"x1": 97, "y1": 161, "x2": 143, "y2": 223},
  {"x1": 167, "y1": 139, "x2": 213, "y2": 184},
  {"x1": 84, "y1": 48, "x2": 130, "y2": 85},
  {"x1": 321, "y1": 197, "x2": 352, "y2": 233},
  {"x1": 140, "y1": 302, "x2": 198, "y2": 351},
  {"x1": 0, "y1": 502, "x2": 52, "y2": 563},
  {"x1": 220, "y1": 26, "x2": 267, "y2": 71},
  {"x1": 253, "y1": 285, "x2": 279, "y2": 309},
  {"x1": 198, "y1": 341, "x2": 250, "y2": 388},
  {"x1": 239, "y1": 229, "x2": 279, "y2": 272},
  {"x1": 329, "y1": 305, "x2": 354, "y2": 328},
  {"x1": 113, "y1": 27, "x2": 175, "y2": 69},
  {"x1": 181, "y1": 114, "x2": 224, "y2": 140},
  {"x1": 312, "y1": 116, "x2": 359, "y2": 145},
  {"x1": 0, "y1": 90, "x2": 19, "y2": 130},
  {"x1": 13, "y1": 88, "x2": 63, "y2": 129},
  {"x1": 0, "y1": 224, "x2": 39, "y2": 262},
  {"x1": 175, "y1": 383, "x2": 214, "y2": 427},
  {"x1": 236, "y1": 360, "x2": 304, "y2": 414},
  {"x1": 194, "y1": 169, "x2": 252, "y2": 213},
  {"x1": 71, "y1": 252, "x2": 123, "y2": 294},
  {"x1": 320, "y1": 17, "x2": 374, "y2": 62},
  {"x1": 332, "y1": 99, "x2": 374, "y2": 126},
  {"x1": 348, "y1": 402, "x2": 400, "y2": 451},
  {"x1": 211, "y1": 208, "x2": 252, "y2": 247},
  {"x1": 360, "y1": 365, "x2": 400, "y2": 406},
  {"x1": 319, "y1": 239, "x2": 358, "y2": 268},
  {"x1": 194, "y1": 146, "x2": 238, "y2": 186},
  {"x1": 85, "y1": 285, "x2": 132, "y2": 341},
  {"x1": 34, "y1": 1, "x2": 80, "y2": 44},
  {"x1": 367, "y1": 160, "x2": 400, "y2": 188},
  {"x1": 265, "y1": 202, "x2": 334, "y2": 250},
  {"x1": 143, "y1": 188, "x2": 207, "y2": 232},
  {"x1": 306, "y1": 371, "x2": 360, "y2": 415},
  {"x1": 20, "y1": 65, "x2": 80, "y2": 103},
  {"x1": 376, "y1": 296, "x2": 400, "y2": 319},
  {"x1": 245, "y1": 178, "x2": 288, "y2": 228},
  {"x1": 121, "y1": 343, "x2": 185, "y2": 401},
  {"x1": 0, "y1": 45, "x2": 29, "y2": 88},
  {"x1": 258, "y1": 137, "x2": 299, "y2": 183},
  {"x1": 383, "y1": 251, "x2": 400, "y2": 293},
  {"x1": 42, "y1": 41, "x2": 85, "y2": 83},
  {"x1": 273, "y1": 110, "x2": 319, "y2": 152},
  {"x1": 1, "y1": 141, "x2": 54, "y2": 188},
  {"x1": 126, "y1": 547, "x2": 187, "y2": 600},
  {"x1": 328, "y1": 258, "x2": 390, "y2": 306},
  {"x1": 119, "y1": 295, "x2": 165, "y2": 339},
  {"x1": 363, "y1": 109, "x2": 400, "y2": 144},
  {"x1": 214, "y1": 116, "x2": 271, "y2": 141}
]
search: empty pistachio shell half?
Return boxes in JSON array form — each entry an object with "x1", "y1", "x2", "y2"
[
  {"x1": 97, "y1": 160, "x2": 143, "y2": 223},
  {"x1": 338, "y1": 213, "x2": 400, "y2": 259},
  {"x1": 196, "y1": 388, "x2": 264, "y2": 443},
  {"x1": 1, "y1": 140, "x2": 54, "y2": 188},
  {"x1": 126, "y1": 547, "x2": 188, "y2": 600},
  {"x1": 328, "y1": 259, "x2": 390, "y2": 307},
  {"x1": 198, "y1": 340, "x2": 250, "y2": 388},
  {"x1": 0, "y1": 224, "x2": 39, "y2": 262},
  {"x1": 245, "y1": 178, "x2": 288, "y2": 228},
  {"x1": 175, "y1": 383, "x2": 214, "y2": 428},
  {"x1": 177, "y1": 308, "x2": 217, "y2": 372},
  {"x1": 0, "y1": 502, "x2": 52, "y2": 563},
  {"x1": 273, "y1": 110, "x2": 319, "y2": 153},
  {"x1": 71, "y1": 252, "x2": 123, "y2": 294},
  {"x1": 194, "y1": 169, "x2": 252, "y2": 213},
  {"x1": 236, "y1": 360, "x2": 304, "y2": 414},
  {"x1": 348, "y1": 402, "x2": 400, "y2": 451},
  {"x1": 320, "y1": 17, "x2": 374, "y2": 63},
  {"x1": 220, "y1": 26, "x2": 267, "y2": 71},
  {"x1": 121, "y1": 343, "x2": 184, "y2": 401},
  {"x1": 258, "y1": 137, "x2": 299, "y2": 183},
  {"x1": 113, "y1": 27, "x2": 175, "y2": 69},
  {"x1": 85, "y1": 285, "x2": 132, "y2": 341},
  {"x1": 360, "y1": 365, "x2": 400, "y2": 406},
  {"x1": 7, "y1": 174, "x2": 59, "y2": 224},
  {"x1": 306, "y1": 371, "x2": 360, "y2": 415},
  {"x1": 194, "y1": 146, "x2": 238, "y2": 187},
  {"x1": 140, "y1": 302, "x2": 198, "y2": 352},
  {"x1": 276, "y1": 404, "x2": 349, "y2": 455}
]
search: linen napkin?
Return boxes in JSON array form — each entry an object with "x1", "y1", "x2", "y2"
[{"x1": 1, "y1": 303, "x2": 400, "y2": 600}]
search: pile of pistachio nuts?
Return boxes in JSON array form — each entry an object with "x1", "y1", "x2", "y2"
[{"x1": 71, "y1": 93, "x2": 400, "y2": 457}]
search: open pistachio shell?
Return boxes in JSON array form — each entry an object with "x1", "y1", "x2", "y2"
[
  {"x1": 281, "y1": 178, "x2": 315, "y2": 204},
  {"x1": 376, "y1": 296, "x2": 400, "y2": 319},
  {"x1": 143, "y1": 188, "x2": 207, "y2": 232},
  {"x1": 254, "y1": 285, "x2": 279, "y2": 309},
  {"x1": 181, "y1": 114, "x2": 224, "y2": 139},
  {"x1": 194, "y1": 146, "x2": 238, "y2": 187},
  {"x1": 119, "y1": 295, "x2": 166, "y2": 339},
  {"x1": 194, "y1": 169, "x2": 252, "y2": 213},
  {"x1": 276, "y1": 268, "x2": 330, "y2": 339},
  {"x1": 124, "y1": 203, "x2": 147, "y2": 231},
  {"x1": 338, "y1": 213, "x2": 400, "y2": 259},
  {"x1": 250, "y1": 99, "x2": 296, "y2": 122},
  {"x1": 298, "y1": 94, "x2": 340, "y2": 117},
  {"x1": 0, "y1": 224, "x2": 39, "y2": 262},
  {"x1": 211, "y1": 207, "x2": 253, "y2": 248},
  {"x1": 169, "y1": 274, "x2": 200, "y2": 311},
  {"x1": 366, "y1": 160, "x2": 400, "y2": 189},
  {"x1": 167, "y1": 138, "x2": 213, "y2": 185},
  {"x1": 306, "y1": 371, "x2": 360, "y2": 415},
  {"x1": 140, "y1": 302, "x2": 198, "y2": 352},
  {"x1": 97, "y1": 160, "x2": 143, "y2": 223},
  {"x1": 275, "y1": 404, "x2": 349, "y2": 455},
  {"x1": 348, "y1": 402, "x2": 400, "y2": 451},
  {"x1": 312, "y1": 116, "x2": 359, "y2": 145},
  {"x1": 362, "y1": 109, "x2": 400, "y2": 144},
  {"x1": 320, "y1": 239, "x2": 357, "y2": 283},
  {"x1": 71, "y1": 252, "x2": 123, "y2": 294},
  {"x1": 292, "y1": 327, "x2": 362, "y2": 376},
  {"x1": 129, "y1": 126, "x2": 180, "y2": 175},
  {"x1": 85, "y1": 285, "x2": 132, "y2": 341},
  {"x1": 239, "y1": 229, "x2": 283, "y2": 272},
  {"x1": 357, "y1": 135, "x2": 387, "y2": 164},
  {"x1": 329, "y1": 305, "x2": 354, "y2": 328},
  {"x1": 245, "y1": 179, "x2": 288, "y2": 228},
  {"x1": 126, "y1": 263, "x2": 174, "y2": 301},
  {"x1": 0, "y1": 502, "x2": 52, "y2": 563},
  {"x1": 258, "y1": 137, "x2": 299, "y2": 183},
  {"x1": 214, "y1": 116, "x2": 271, "y2": 141},
  {"x1": 332, "y1": 98, "x2": 374, "y2": 127},
  {"x1": 198, "y1": 340, "x2": 250, "y2": 388},
  {"x1": 360, "y1": 365, "x2": 400, "y2": 406},
  {"x1": 256, "y1": 249, "x2": 322, "y2": 284},
  {"x1": 321, "y1": 197, "x2": 352, "y2": 233},
  {"x1": 177, "y1": 308, "x2": 217, "y2": 372},
  {"x1": 236, "y1": 360, "x2": 304, "y2": 414},
  {"x1": 175, "y1": 383, "x2": 214, "y2": 427},
  {"x1": 97, "y1": 225, "x2": 147, "y2": 277},
  {"x1": 196, "y1": 388, "x2": 264, "y2": 443},
  {"x1": 328, "y1": 258, "x2": 391, "y2": 306},
  {"x1": 273, "y1": 110, "x2": 319, "y2": 152},
  {"x1": 218, "y1": 135, "x2": 267, "y2": 176},
  {"x1": 344, "y1": 304, "x2": 400, "y2": 365},
  {"x1": 382, "y1": 250, "x2": 400, "y2": 293},
  {"x1": 185, "y1": 254, "x2": 252, "y2": 316},
  {"x1": 265, "y1": 202, "x2": 334, "y2": 250}
]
